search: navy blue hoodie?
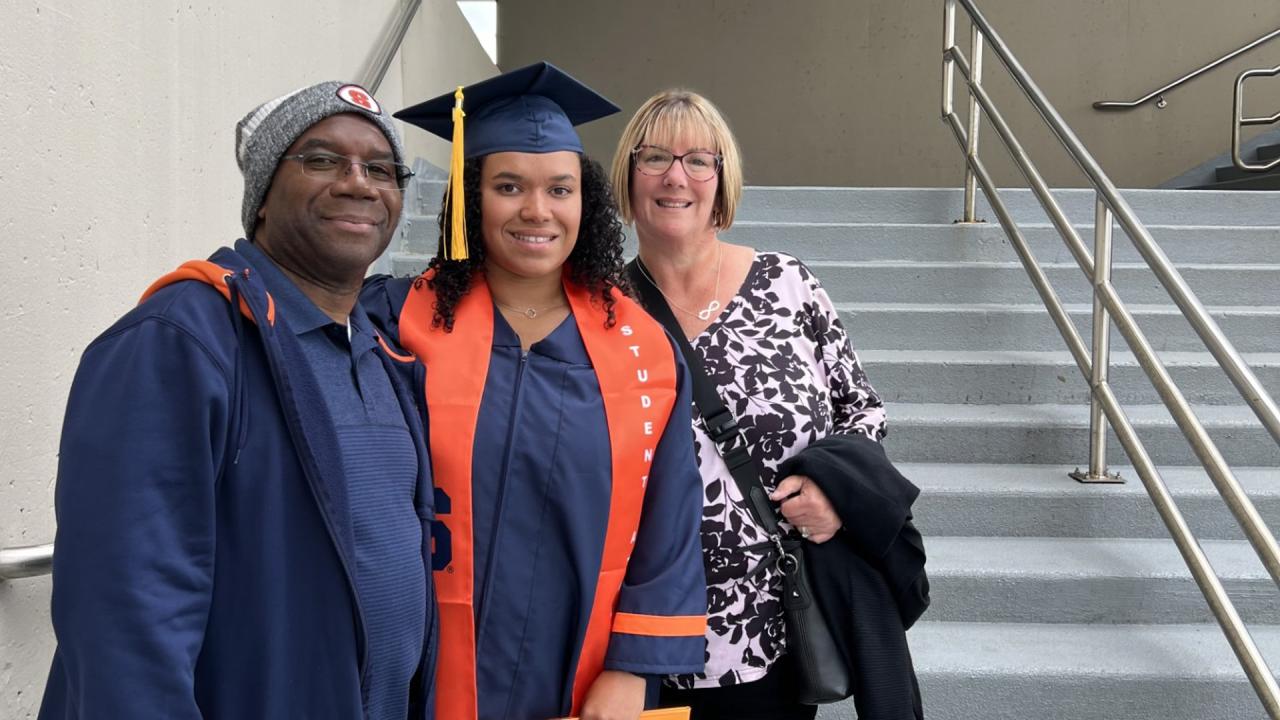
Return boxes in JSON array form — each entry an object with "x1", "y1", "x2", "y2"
[{"x1": 39, "y1": 243, "x2": 436, "y2": 719}]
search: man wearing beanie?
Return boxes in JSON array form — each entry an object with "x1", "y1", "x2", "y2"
[{"x1": 38, "y1": 82, "x2": 436, "y2": 720}]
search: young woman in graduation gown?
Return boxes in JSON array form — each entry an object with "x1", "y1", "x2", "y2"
[{"x1": 361, "y1": 63, "x2": 708, "y2": 720}]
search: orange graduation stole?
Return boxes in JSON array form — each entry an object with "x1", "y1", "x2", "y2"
[{"x1": 398, "y1": 271, "x2": 678, "y2": 719}]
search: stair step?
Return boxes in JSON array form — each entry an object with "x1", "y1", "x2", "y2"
[
  {"x1": 906, "y1": 463, "x2": 1280, "y2": 540},
  {"x1": 873, "y1": 622, "x2": 1280, "y2": 720},
  {"x1": 394, "y1": 219, "x2": 1280, "y2": 265},
  {"x1": 1258, "y1": 144, "x2": 1280, "y2": 162},
  {"x1": 732, "y1": 187, "x2": 1280, "y2": 226},
  {"x1": 410, "y1": 179, "x2": 446, "y2": 212},
  {"x1": 808, "y1": 260, "x2": 1280, "y2": 306},
  {"x1": 390, "y1": 251, "x2": 430, "y2": 278},
  {"x1": 1191, "y1": 173, "x2": 1280, "y2": 191},
  {"x1": 402, "y1": 184, "x2": 1280, "y2": 237},
  {"x1": 1215, "y1": 162, "x2": 1280, "y2": 183},
  {"x1": 737, "y1": 220, "x2": 1280, "y2": 265},
  {"x1": 886, "y1": 403, "x2": 1280, "y2": 466},
  {"x1": 838, "y1": 302, "x2": 1280, "y2": 353},
  {"x1": 860, "y1": 350, "x2": 1280, "y2": 405},
  {"x1": 730, "y1": 221, "x2": 1280, "y2": 264},
  {"x1": 926, "y1": 536, "x2": 1276, "y2": 624}
]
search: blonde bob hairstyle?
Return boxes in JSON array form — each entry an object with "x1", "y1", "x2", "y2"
[{"x1": 610, "y1": 89, "x2": 743, "y2": 231}]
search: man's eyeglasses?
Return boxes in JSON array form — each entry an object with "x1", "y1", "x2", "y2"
[
  {"x1": 282, "y1": 151, "x2": 414, "y2": 190},
  {"x1": 632, "y1": 145, "x2": 722, "y2": 182}
]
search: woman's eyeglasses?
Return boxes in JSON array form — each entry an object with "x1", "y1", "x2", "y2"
[{"x1": 632, "y1": 145, "x2": 722, "y2": 182}]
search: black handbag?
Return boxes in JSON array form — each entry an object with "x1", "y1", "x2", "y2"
[{"x1": 627, "y1": 260, "x2": 853, "y2": 705}]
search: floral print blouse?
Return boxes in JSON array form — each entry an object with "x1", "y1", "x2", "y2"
[{"x1": 668, "y1": 251, "x2": 887, "y2": 689}]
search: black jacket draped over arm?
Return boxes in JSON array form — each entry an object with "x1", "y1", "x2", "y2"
[{"x1": 777, "y1": 434, "x2": 929, "y2": 719}]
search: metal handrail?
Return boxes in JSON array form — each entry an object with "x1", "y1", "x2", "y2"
[
  {"x1": 359, "y1": 0, "x2": 422, "y2": 94},
  {"x1": 1233, "y1": 64, "x2": 1280, "y2": 171},
  {"x1": 1094, "y1": 26, "x2": 1280, "y2": 110},
  {"x1": 0, "y1": 1, "x2": 427, "y2": 585},
  {"x1": 0, "y1": 543, "x2": 53, "y2": 581},
  {"x1": 943, "y1": 1, "x2": 1280, "y2": 716}
]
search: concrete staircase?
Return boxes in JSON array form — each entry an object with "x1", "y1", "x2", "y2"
[
  {"x1": 1191, "y1": 142, "x2": 1280, "y2": 191},
  {"x1": 388, "y1": 178, "x2": 1280, "y2": 719}
]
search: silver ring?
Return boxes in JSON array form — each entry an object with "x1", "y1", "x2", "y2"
[{"x1": 800, "y1": 526, "x2": 811, "y2": 539}]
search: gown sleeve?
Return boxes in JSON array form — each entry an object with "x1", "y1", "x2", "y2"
[
  {"x1": 602, "y1": 337, "x2": 708, "y2": 675},
  {"x1": 359, "y1": 274, "x2": 415, "y2": 342},
  {"x1": 47, "y1": 314, "x2": 229, "y2": 719}
]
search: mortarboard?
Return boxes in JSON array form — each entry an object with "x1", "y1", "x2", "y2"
[
  {"x1": 397, "y1": 61, "x2": 619, "y2": 158},
  {"x1": 395, "y1": 62, "x2": 621, "y2": 260}
]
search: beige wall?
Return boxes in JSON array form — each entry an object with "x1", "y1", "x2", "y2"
[
  {"x1": 400, "y1": 1, "x2": 502, "y2": 168},
  {"x1": 500, "y1": 0, "x2": 1280, "y2": 188},
  {"x1": 0, "y1": 2, "x2": 492, "y2": 717}
]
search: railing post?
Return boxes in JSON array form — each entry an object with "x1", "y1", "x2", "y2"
[
  {"x1": 942, "y1": 0, "x2": 956, "y2": 118},
  {"x1": 962, "y1": 22, "x2": 984, "y2": 222},
  {"x1": 1072, "y1": 194, "x2": 1123, "y2": 484},
  {"x1": 1233, "y1": 65, "x2": 1280, "y2": 173}
]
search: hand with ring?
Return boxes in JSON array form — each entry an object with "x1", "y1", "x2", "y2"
[{"x1": 769, "y1": 474, "x2": 841, "y2": 544}]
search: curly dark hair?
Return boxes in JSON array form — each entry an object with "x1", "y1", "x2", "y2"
[{"x1": 416, "y1": 154, "x2": 630, "y2": 332}]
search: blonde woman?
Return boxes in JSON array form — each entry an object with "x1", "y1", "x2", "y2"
[{"x1": 611, "y1": 91, "x2": 922, "y2": 720}]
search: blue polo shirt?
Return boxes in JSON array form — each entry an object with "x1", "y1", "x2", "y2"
[{"x1": 241, "y1": 241, "x2": 425, "y2": 720}]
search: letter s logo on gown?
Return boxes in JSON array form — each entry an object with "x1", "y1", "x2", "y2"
[{"x1": 431, "y1": 486, "x2": 453, "y2": 571}]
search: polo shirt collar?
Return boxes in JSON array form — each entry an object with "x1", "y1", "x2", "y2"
[{"x1": 237, "y1": 239, "x2": 350, "y2": 336}]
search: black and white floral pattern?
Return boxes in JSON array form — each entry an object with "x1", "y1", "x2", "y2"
[{"x1": 669, "y1": 251, "x2": 886, "y2": 689}]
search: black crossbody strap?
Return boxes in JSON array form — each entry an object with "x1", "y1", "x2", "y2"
[{"x1": 627, "y1": 259, "x2": 782, "y2": 534}]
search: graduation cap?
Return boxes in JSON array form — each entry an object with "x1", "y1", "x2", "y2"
[{"x1": 396, "y1": 62, "x2": 621, "y2": 260}]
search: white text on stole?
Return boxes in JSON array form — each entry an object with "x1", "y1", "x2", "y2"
[{"x1": 620, "y1": 324, "x2": 656, "y2": 495}]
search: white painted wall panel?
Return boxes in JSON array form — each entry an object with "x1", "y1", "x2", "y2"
[{"x1": 0, "y1": 2, "x2": 493, "y2": 716}]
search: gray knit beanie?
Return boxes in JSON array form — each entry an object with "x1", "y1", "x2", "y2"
[{"x1": 235, "y1": 81, "x2": 406, "y2": 238}]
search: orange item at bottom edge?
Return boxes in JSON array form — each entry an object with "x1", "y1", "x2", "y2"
[{"x1": 561, "y1": 708, "x2": 691, "y2": 720}]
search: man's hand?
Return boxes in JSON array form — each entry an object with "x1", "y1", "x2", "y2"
[
  {"x1": 577, "y1": 670, "x2": 646, "y2": 720},
  {"x1": 770, "y1": 474, "x2": 841, "y2": 544}
]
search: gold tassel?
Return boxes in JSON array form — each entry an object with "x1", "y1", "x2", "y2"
[{"x1": 447, "y1": 86, "x2": 468, "y2": 261}]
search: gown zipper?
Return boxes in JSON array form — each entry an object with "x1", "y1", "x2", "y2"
[{"x1": 473, "y1": 350, "x2": 529, "y2": 650}]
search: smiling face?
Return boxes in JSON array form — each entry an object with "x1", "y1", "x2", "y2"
[
  {"x1": 478, "y1": 150, "x2": 582, "y2": 285},
  {"x1": 629, "y1": 132, "x2": 720, "y2": 244},
  {"x1": 254, "y1": 113, "x2": 402, "y2": 283}
]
